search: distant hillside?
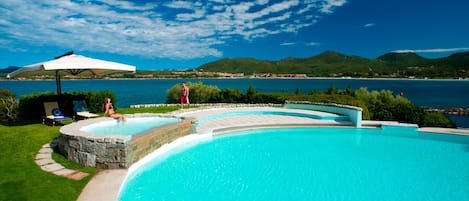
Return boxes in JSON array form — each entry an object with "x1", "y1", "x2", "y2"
[
  {"x1": 277, "y1": 51, "x2": 387, "y2": 75},
  {"x1": 198, "y1": 51, "x2": 384, "y2": 74},
  {"x1": 196, "y1": 51, "x2": 469, "y2": 78},
  {"x1": 3, "y1": 51, "x2": 469, "y2": 79},
  {"x1": 434, "y1": 51, "x2": 469, "y2": 69},
  {"x1": 197, "y1": 58, "x2": 276, "y2": 73},
  {"x1": 0, "y1": 66, "x2": 20, "y2": 74},
  {"x1": 377, "y1": 52, "x2": 429, "y2": 67}
]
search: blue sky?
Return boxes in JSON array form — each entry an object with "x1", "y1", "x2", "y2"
[{"x1": 1, "y1": 0, "x2": 469, "y2": 70}]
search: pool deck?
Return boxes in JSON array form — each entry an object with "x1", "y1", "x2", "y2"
[
  {"x1": 177, "y1": 106, "x2": 353, "y2": 135},
  {"x1": 76, "y1": 106, "x2": 469, "y2": 201}
]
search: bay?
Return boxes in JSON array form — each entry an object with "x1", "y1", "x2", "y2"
[{"x1": 1, "y1": 78, "x2": 468, "y2": 127}]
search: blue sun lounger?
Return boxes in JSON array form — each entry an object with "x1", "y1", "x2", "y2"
[
  {"x1": 43, "y1": 102, "x2": 73, "y2": 126},
  {"x1": 73, "y1": 100, "x2": 99, "y2": 119}
]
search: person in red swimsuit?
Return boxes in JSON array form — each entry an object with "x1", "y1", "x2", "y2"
[{"x1": 180, "y1": 83, "x2": 190, "y2": 109}]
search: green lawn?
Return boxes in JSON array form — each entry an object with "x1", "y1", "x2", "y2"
[{"x1": 0, "y1": 106, "x2": 183, "y2": 201}]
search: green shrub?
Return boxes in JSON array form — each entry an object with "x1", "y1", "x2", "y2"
[
  {"x1": 215, "y1": 88, "x2": 245, "y2": 103},
  {"x1": 251, "y1": 93, "x2": 285, "y2": 104},
  {"x1": 283, "y1": 93, "x2": 370, "y2": 119},
  {"x1": 0, "y1": 89, "x2": 18, "y2": 122},
  {"x1": 391, "y1": 100, "x2": 425, "y2": 124},
  {"x1": 353, "y1": 87, "x2": 454, "y2": 127},
  {"x1": 166, "y1": 82, "x2": 221, "y2": 104},
  {"x1": 69, "y1": 90, "x2": 116, "y2": 113},
  {"x1": 422, "y1": 113, "x2": 456, "y2": 128}
]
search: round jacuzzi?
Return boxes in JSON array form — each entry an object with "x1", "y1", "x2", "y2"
[
  {"x1": 58, "y1": 114, "x2": 195, "y2": 168},
  {"x1": 80, "y1": 116, "x2": 182, "y2": 136}
]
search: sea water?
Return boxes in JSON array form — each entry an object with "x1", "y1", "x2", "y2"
[
  {"x1": 2, "y1": 79, "x2": 468, "y2": 108},
  {"x1": 1, "y1": 79, "x2": 468, "y2": 127},
  {"x1": 119, "y1": 127, "x2": 469, "y2": 201}
]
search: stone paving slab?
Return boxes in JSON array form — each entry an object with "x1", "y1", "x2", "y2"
[
  {"x1": 38, "y1": 147, "x2": 53, "y2": 154},
  {"x1": 41, "y1": 163, "x2": 65, "y2": 172},
  {"x1": 35, "y1": 153, "x2": 51, "y2": 159},
  {"x1": 35, "y1": 143, "x2": 90, "y2": 181},
  {"x1": 54, "y1": 168, "x2": 77, "y2": 176},
  {"x1": 35, "y1": 158, "x2": 55, "y2": 166}
]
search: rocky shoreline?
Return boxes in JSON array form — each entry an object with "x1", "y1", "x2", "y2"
[{"x1": 426, "y1": 108, "x2": 469, "y2": 115}]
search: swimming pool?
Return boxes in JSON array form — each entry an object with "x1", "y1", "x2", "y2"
[
  {"x1": 80, "y1": 116, "x2": 181, "y2": 136},
  {"x1": 119, "y1": 127, "x2": 469, "y2": 201}
]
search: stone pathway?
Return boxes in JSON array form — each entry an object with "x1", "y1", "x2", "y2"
[{"x1": 35, "y1": 143, "x2": 90, "y2": 180}]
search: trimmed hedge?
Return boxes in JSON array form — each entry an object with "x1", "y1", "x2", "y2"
[{"x1": 18, "y1": 90, "x2": 116, "y2": 120}]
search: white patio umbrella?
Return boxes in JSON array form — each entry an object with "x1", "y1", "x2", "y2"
[{"x1": 7, "y1": 51, "x2": 136, "y2": 95}]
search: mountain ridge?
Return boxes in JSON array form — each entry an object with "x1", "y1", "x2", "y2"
[
  {"x1": 2, "y1": 51, "x2": 469, "y2": 79},
  {"x1": 196, "y1": 51, "x2": 469, "y2": 78}
]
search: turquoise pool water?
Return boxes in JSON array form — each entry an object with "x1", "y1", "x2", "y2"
[
  {"x1": 80, "y1": 116, "x2": 181, "y2": 136},
  {"x1": 195, "y1": 111, "x2": 349, "y2": 127},
  {"x1": 119, "y1": 127, "x2": 469, "y2": 201}
]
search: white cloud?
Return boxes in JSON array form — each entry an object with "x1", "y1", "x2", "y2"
[
  {"x1": 0, "y1": 0, "x2": 347, "y2": 59},
  {"x1": 176, "y1": 8, "x2": 207, "y2": 21},
  {"x1": 392, "y1": 48, "x2": 469, "y2": 53},
  {"x1": 280, "y1": 42, "x2": 295, "y2": 46},
  {"x1": 97, "y1": 0, "x2": 158, "y2": 11},
  {"x1": 364, "y1": 23, "x2": 375, "y2": 28},
  {"x1": 320, "y1": 0, "x2": 347, "y2": 13},
  {"x1": 306, "y1": 42, "x2": 321, "y2": 46},
  {"x1": 164, "y1": 1, "x2": 194, "y2": 9}
]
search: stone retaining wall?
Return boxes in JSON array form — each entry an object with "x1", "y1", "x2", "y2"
[
  {"x1": 127, "y1": 119, "x2": 195, "y2": 166},
  {"x1": 57, "y1": 133, "x2": 127, "y2": 168}
]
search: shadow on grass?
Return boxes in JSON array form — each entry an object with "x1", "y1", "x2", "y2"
[
  {"x1": 0, "y1": 180, "x2": 27, "y2": 201},
  {"x1": 0, "y1": 119, "x2": 74, "y2": 127},
  {"x1": 0, "y1": 119, "x2": 42, "y2": 126}
]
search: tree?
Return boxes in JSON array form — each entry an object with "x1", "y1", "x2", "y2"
[
  {"x1": 295, "y1": 88, "x2": 301, "y2": 95},
  {"x1": 218, "y1": 88, "x2": 245, "y2": 103},
  {"x1": 327, "y1": 85, "x2": 338, "y2": 95},
  {"x1": 246, "y1": 85, "x2": 257, "y2": 103}
]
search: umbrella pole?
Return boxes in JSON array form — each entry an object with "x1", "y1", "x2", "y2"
[{"x1": 55, "y1": 70, "x2": 62, "y2": 96}]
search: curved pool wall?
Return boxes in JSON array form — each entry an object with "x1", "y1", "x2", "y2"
[
  {"x1": 284, "y1": 101, "x2": 363, "y2": 127},
  {"x1": 59, "y1": 114, "x2": 195, "y2": 169}
]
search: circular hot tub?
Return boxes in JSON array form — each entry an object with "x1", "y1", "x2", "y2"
[{"x1": 58, "y1": 114, "x2": 195, "y2": 169}]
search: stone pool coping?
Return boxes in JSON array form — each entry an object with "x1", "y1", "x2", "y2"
[{"x1": 77, "y1": 107, "x2": 469, "y2": 201}]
